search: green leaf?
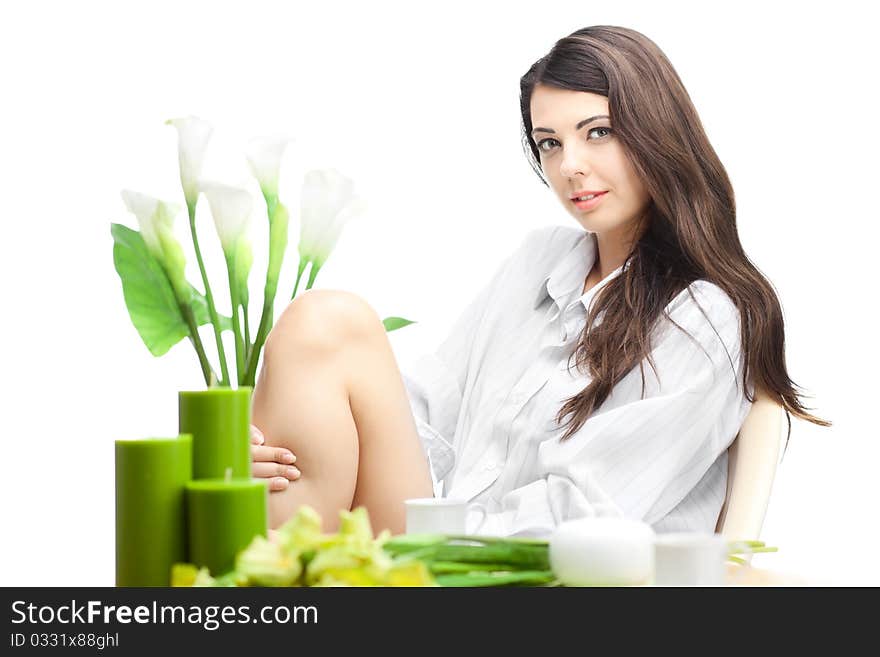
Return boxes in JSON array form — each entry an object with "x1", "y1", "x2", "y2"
[
  {"x1": 417, "y1": 543, "x2": 550, "y2": 570},
  {"x1": 382, "y1": 316, "x2": 416, "y2": 332},
  {"x1": 112, "y1": 223, "x2": 190, "y2": 357},
  {"x1": 112, "y1": 223, "x2": 233, "y2": 357},
  {"x1": 382, "y1": 534, "x2": 448, "y2": 555}
]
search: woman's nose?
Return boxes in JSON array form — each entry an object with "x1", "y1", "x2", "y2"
[{"x1": 559, "y1": 146, "x2": 590, "y2": 178}]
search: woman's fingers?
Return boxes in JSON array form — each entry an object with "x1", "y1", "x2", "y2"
[
  {"x1": 252, "y1": 461, "x2": 301, "y2": 481},
  {"x1": 249, "y1": 427, "x2": 299, "y2": 492},
  {"x1": 251, "y1": 443, "x2": 296, "y2": 464},
  {"x1": 254, "y1": 468, "x2": 298, "y2": 492},
  {"x1": 249, "y1": 425, "x2": 296, "y2": 464}
]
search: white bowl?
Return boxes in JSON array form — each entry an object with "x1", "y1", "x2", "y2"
[{"x1": 549, "y1": 517, "x2": 655, "y2": 586}]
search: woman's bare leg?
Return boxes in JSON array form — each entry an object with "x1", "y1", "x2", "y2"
[{"x1": 251, "y1": 289, "x2": 433, "y2": 535}]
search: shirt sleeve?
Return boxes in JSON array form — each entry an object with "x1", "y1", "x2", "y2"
[
  {"x1": 401, "y1": 227, "x2": 557, "y2": 491},
  {"x1": 466, "y1": 280, "x2": 753, "y2": 537}
]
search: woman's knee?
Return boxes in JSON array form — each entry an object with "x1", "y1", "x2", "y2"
[{"x1": 264, "y1": 289, "x2": 382, "y2": 358}]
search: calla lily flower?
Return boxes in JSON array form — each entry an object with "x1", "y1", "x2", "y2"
[
  {"x1": 116, "y1": 118, "x2": 411, "y2": 390},
  {"x1": 166, "y1": 116, "x2": 213, "y2": 210},
  {"x1": 246, "y1": 136, "x2": 294, "y2": 201},
  {"x1": 120, "y1": 189, "x2": 188, "y2": 295},
  {"x1": 199, "y1": 181, "x2": 253, "y2": 254},
  {"x1": 199, "y1": 180, "x2": 255, "y2": 382},
  {"x1": 298, "y1": 168, "x2": 367, "y2": 271}
]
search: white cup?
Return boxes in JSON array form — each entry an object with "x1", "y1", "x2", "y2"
[
  {"x1": 404, "y1": 497, "x2": 468, "y2": 535},
  {"x1": 653, "y1": 532, "x2": 728, "y2": 586}
]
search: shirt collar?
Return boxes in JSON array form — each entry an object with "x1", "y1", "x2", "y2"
[{"x1": 533, "y1": 230, "x2": 626, "y2": 311}]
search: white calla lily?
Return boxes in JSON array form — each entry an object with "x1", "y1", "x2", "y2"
[
  {"x1": 310, "y1": 196, "x2": 368, "y2": 268},
  {"x1": 166, "y1": 116, "x2": 214, "y2": 210},
  {"x1": 121, "y1": 189, "x2": 165, "y2": 257},
  {"x1": 120, "y1": 189, "x2": 185, "y2": 272},
  {"x1": 199, "y1": 181, "x2": 255, "y2": 383},
  {"x1": 246, "y1": 136, "x2": 293, "y2": 200},
  {"x1": 199, "y1": 181, "x2": 254, "y2": 254},
  {"x1": 117, "y1": 188, "x2": 217, "y2": 382},
  {"x1": 298, "y1": 168, "x2": 366, "y2": 271}
]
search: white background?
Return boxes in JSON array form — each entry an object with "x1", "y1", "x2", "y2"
[{"x1": 1, "y1": 0, "x2": 876, "y2": 586}]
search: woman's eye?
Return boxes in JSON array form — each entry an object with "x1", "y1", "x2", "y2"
[
  {"x1": 536, "y1": 138, "x2": 560, "y2": 152},
  {"x1": 536, "y1": 127, "x2": 612, "y2": 153}
]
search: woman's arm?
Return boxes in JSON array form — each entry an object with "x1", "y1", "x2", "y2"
[{"x1": 715, "y1": 388, "x2": 784, "y2": 543}]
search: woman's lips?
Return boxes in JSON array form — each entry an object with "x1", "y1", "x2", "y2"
[{"x1": 572, "y1": 191, "x2": 608, "y2": 210}]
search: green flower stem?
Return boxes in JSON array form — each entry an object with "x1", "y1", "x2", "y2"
[
  {"x1": 243, "y1": 286, "x2": 276, "y2": 387},
  {"x1": 305, "y1": 260, "x2": 320, "y2": 290},
  {"x1": 225, "y1": 251, "x2": 246, "y2": 385},
  {"x1": 186, "y1": 201, "x2": 231, "y2": 387},
  {"x1": 242, "y1": 299, "x2": 252, "y2": 364},
  {"x1": 178, "y1": 300, "x2": 216, "y2": 385},
  {"x1": 291, "y1": 259, "x2": 308, "y2": 300},
  {"x1": 243, "y1": 195, "x2": 289, "y2": 387}
]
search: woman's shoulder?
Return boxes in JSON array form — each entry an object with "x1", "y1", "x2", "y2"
[
  {"x1": 673, "y1": 279, "x2": 739, "y2": 321},
  {"x1": 662, "y1": 279, "x2": 742, "y2": 347}
]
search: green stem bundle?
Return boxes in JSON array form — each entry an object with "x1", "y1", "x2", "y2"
[
  {"x1": 242, "y1": 196, "x2": 289, "y2": 387},
  {"x1": 179, "y1": 302, "x2": 215, "y2": 384},
  {"x1": 186, "y1": 201, "x2": 229, "y2": 387}
]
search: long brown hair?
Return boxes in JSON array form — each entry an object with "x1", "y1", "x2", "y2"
[{"x1": 519, "y1": 25, "x2": 830, "y2": 453}]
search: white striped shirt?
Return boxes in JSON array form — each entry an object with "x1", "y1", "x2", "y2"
[{"x1": 402, "y1": 225, "x2": 753, "y2": 537}]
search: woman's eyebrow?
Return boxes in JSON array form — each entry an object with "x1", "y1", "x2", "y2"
[{"x1": 531, "y1": 114, "x2": 610, "y2": 136}]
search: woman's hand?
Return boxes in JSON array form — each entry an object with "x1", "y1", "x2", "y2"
[{"x1": 250, "y1": 424, "x2": 301, "y2": 492}]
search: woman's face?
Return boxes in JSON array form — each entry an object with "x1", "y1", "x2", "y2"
[{"x1": 529, "y1": 83, "x2": 651, "y2": 239}]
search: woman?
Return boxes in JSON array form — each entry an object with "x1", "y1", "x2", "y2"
[{"x1": 249, "y1": 25, "x2": 829, "y2": 537}]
